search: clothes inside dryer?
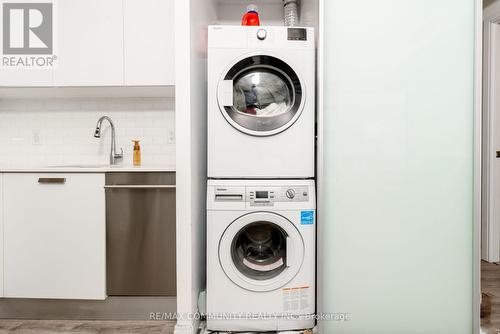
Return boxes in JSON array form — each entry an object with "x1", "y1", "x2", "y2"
[
  {"x1": 217, "y1": 54, "x2": 306, "y2": 135},
  {"x1": 231, "y1": 221, "x2": 287, "y2": 281},
  {"x1": 233, "y1": 69, "x2": 293, "y2": 117}
]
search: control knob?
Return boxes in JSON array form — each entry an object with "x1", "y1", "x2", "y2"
[
  {"x1": 285, "y1": 189, "x2": 296, "y2": 199},
  {"x1": 257, "y1": 29, "x2": 267, "y2": 40}
]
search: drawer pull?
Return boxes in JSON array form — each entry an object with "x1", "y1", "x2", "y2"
[{"x1": 38, "y1": 178, "x2": 66, "y2": 184}]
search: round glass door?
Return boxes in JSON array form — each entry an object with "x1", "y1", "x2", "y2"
[
  {"x1": 217, "y1": 55, "x2": 304, "y2": 136},
  {"x1": 231, "y1": 222, "x2": 287, "y2": 281},
  {"x1": 219, "y1": 212, "x2": 304, "y2": 292}
]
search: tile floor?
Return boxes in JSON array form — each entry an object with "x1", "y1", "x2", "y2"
[
  {"x1": 482, "y1": 261, "x2": 500, "y2": 334},
  {"x1": 0, "y1": 320, "x2": 175, "y2": 334}
]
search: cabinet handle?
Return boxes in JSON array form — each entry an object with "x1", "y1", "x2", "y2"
[{"x1": 38, "y1": 177, "x2": 66, "y2": 184}]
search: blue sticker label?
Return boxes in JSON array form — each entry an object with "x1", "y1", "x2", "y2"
[{"x1": 301, "y1": 211, "x2": 314, "y2": 225}]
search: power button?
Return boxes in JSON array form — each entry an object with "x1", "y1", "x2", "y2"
[{"x1": 257, "y1": 29, "x2": 267, "y2": 40}]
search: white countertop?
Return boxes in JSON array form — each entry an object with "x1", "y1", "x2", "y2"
[{"x1": 0, "y1": 164, "x2": 176, "y2": 173}]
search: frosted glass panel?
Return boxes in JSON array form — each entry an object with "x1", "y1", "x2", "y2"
[{"x1": 321, "y1": 0, "x2": 475, "y2": 333}]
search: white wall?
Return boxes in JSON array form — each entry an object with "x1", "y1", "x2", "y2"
[
  {"x1": 175, "y1": 0, "x2": 217, "y2": 333},
  {"x1": 0, "y1": 98, "x2": 175, "y2": 168},
  {"x1": 482, "y1": 19, "x2": 500, "y2": 262},
  {"x1": 319, "y1": 0, "x2": 478, "y2": 333},
  {"x1": 214, "y1": 2, "x2": 284, "y2": 26},
  {"x1": 212, "y1": 0, "x2": 318, "y2": 31},
  {"x1": 482, "y1": 0, "x2": 500, "y2": 264}
]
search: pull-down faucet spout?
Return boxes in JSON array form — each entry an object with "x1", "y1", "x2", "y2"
[{"x1": 94, "y1": 116, "x2": 123, "y2": 165}]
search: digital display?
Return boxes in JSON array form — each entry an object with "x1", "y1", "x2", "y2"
[
  {"x1": 256, "y1": 191, "x2": 269, "y2": 199},
  {"x1": 287, "y1": 28, "x2": 307, "y2": 41}
]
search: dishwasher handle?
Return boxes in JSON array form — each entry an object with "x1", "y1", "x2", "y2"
[{"x1": 104, "y1": 185, "x2": 176, "y2": 189}]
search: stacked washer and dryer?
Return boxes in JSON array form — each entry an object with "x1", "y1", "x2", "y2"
[{"x1": 206, "y1": 25, "x2": 316, "y2": 333}]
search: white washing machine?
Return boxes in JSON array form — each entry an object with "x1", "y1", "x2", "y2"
[
  {"x1": 206, "y1": 179, "x2": 316, "y2": 332},
  {"x1": 208, "y1": 26, "x2": 315, "y2": 179}
]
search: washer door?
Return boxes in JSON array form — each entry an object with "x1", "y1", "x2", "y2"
[
  {"x1": 217, "y1": 55, "x2": 304, "y2": 137},
  {"x1": 219, "y1": 212, "x2": 304, "y2": 292}
]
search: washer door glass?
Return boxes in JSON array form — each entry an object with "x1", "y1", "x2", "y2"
[
  {"x1": 218, "y1": 212, "x2": 304, "y2": 292},
  {"x1": 231, "y1": 222, "x2": 287, "y2": 281},
  {"x1": 218, "y1": 55, "x2": 304, "y2": 136}
]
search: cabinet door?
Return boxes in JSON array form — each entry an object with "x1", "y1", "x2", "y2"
[
  {"x1": 53, "y1": 0, "x2": 123, "y2": 86},
  {"x1": 0, "y1": 0, "x2": 54, "y2": 87},
  {"x1": 123, "y1": 0, "x2": 175, "y2": 86},
  {"x1": 0, "y1": 174, "x2": 3, "y2": 298},
  {"x1": 3, "y1": 173, "x2": 106, "y2": 300},
  {"x1": 0, "y1": 68, "x2": 53, "y2": 87},
  {"x1": 320, "y1": 0, "x2": 475, "y2": 333}
]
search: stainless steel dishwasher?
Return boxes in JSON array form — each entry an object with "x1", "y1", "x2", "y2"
[{"x1": 105, "y1": 172, "x2": 176, "y2": 296}]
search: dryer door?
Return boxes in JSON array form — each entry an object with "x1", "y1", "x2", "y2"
[
  {"x1": 217, "y1": 55, "x2": 305, "y2": 137},
  {"x1": 219, "y1": 212, "x2": 304, "y2": 292}
]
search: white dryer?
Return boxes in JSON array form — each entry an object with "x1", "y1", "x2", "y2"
[
  {"x1": 208, "y1": 26, "x2": 315, "y2": 179},
  {"x1": 206, "y1": 179, "x2": 316, "y2": 332}
]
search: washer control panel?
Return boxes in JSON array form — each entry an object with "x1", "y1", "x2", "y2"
[{"x1": 248, "y1": 186, "x2": 309, "y2": 206}]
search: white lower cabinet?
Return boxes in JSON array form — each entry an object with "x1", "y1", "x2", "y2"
[
  {"x1": 0, "y1": 173, "x2": 3, "y2": 298},
  {"x1": 3, "y1": 173, "x2": 106, "y2": 300}
]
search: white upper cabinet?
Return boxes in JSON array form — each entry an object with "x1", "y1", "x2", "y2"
[
  {"x1": 0, "y1": 0, "x2": 174, "y2": 87},
  {"x1": 53, "y1": 0, "x2": 124, "y2": 86},
  {"x1": 0, "y1": 66, "x2": 53, "y2": 87},
  {"x1": 0, "y1": 0, "x2": 54, "y2": 87},
  {"x1": 124, "y1": 0, "x2": 175, "y2": 86}
]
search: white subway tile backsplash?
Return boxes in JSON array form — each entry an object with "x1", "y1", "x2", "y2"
[{"x1": 0, "y1": 97, "x2": 175, "y2": 168}]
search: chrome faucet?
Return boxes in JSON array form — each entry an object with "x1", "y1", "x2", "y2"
[{"x1": 94, "y1": 116, "x2": 123, "y2": 165}]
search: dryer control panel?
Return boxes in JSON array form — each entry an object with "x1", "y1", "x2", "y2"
[{"x1": 247, "y1": 186, "x2": 309, "y2": 207}]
